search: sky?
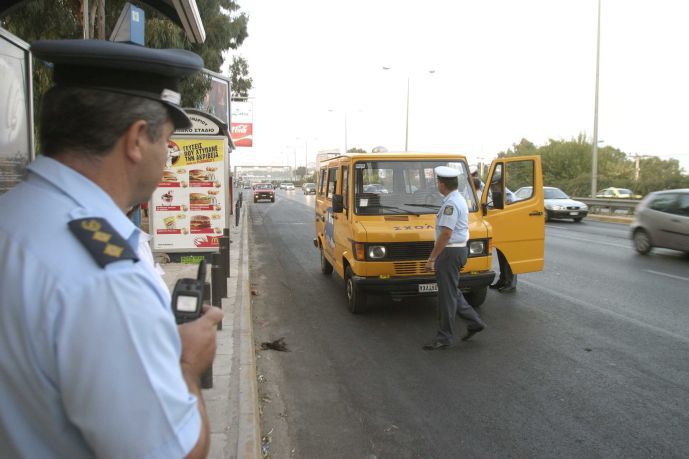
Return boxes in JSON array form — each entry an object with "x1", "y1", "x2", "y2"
[{"x1": 223, "y1": 0, "x2": 689, "y2": 173}]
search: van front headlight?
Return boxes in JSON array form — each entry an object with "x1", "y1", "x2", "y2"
[
  {"x1": 469, "y1": 240, "x2": 486, "y2": 256},
  {"x1": 367, "y1": 245, "x2": 386, "y2": 259}
]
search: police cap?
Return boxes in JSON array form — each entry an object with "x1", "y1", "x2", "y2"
[
  {"x1": 434, "y1": 166, "x2": 461, "y2": 178},
  {"x1": 31, "y1": 39, "x2": 204, "y2": 129}
]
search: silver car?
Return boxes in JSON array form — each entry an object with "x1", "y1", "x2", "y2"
[
  {"x1": 514, "y1": 186, "x2": 588, "y2": 222},
  {"x1": 631, "y1": 189, "x2": 689, "y2": 255}
]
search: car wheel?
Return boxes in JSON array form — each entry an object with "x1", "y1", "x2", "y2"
[
  {"x1": 253, "y1": 198, "x2": 257, "y2": 203},
  {"x1": 464, "y1": 286, "x2": 487, "y2": 308},
  {"x1": 345, "y1": 266, "x2": 367, "y2": 314},
  {"x1": 573, "y1": 217, "x2": 583, "y2": 223},
  {"x1": 320, "y1": 247, "x2": 333, "y2": 275},
  {"x1": 271, "y1": 198, "x2": 275, "y2": 203},
  {"x1": 633, "y1": 229, "x2": 652, "y2": 255}
]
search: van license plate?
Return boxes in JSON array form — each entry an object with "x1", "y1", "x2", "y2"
[
  {"x1": 419, "y1": 283, "x2": 438, "y2": 293},
  {"x1": 569, "y1": 212, "x2": 578, "y2": 215}
]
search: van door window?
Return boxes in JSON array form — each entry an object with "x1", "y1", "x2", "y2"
[
  {"x1": 505, "y1": 160, "x2": 534, "y2": 204},
  {"x1": 327, "y1": 167, "x2": 338, "y2": 199}
]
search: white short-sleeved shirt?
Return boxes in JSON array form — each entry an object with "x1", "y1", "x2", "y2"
[
  {"x1": 435, "y1": 189, "x2": 469, "y2": 245},
  {"x1": 0, "y1": 156, "x2": 200, "y2": 459}
]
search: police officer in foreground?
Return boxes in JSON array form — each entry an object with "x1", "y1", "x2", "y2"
[
  {"x1": 0, "y1": 40, "x2": 222, "y2": 458},
  {"x1": 423, "y1": 166, "x2": 486, "y2": 350}
]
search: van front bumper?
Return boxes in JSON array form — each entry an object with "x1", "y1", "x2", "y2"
[{"x1": 352, "y1": 271, "x2": 496, "y2": 298}]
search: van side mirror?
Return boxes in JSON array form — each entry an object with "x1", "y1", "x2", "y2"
[{"x1": 332, "y1": 194, "x2": 344, "y2": 213}]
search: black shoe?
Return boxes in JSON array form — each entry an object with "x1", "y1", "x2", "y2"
[
  {"x1": 461, "y1": 326, "x2": 485, "y2": 342},
  {"x1": 489, "y1": 282, "x2": 504, "y2": 290},
  {"x1": 498, "y1": 285, "x2": 516, "y2": 293},
  {"x1": 422, "y1": 340, "x2": 451, "y2": 350}
]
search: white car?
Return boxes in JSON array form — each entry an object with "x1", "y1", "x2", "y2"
[
  {"x1": 280, "y1": 182, "x2": 295, "y2": 191},
  {"x1": 515, "y1": 186, "x2": 588, "y2": 222}
]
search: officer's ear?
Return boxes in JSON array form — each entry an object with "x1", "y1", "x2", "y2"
[{"x1": 122, "y1": 120, "x2": 149, "y2": 164}]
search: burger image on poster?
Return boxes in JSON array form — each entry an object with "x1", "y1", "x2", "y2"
[
  {"x1": 189, "y1": 169, "x2": 209, "y2": 182},
  {"x1": 166, "y1": 141, "x2": 181, "y2": 167},
  {"x1": 161, "y1": 171, "x2": 178, "y2": 182},
  {"x1": 190, "y1": 193, "x2": 216, "y2": 205},
  {"x1": 190, "y1": 215, "x2": 211, "y2": 230}
]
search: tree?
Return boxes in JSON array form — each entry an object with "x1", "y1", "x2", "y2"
[
  {"x1": 228, "y1": 55, "x2": 252, "y2": 98},
  {"x1": 347, "y1": 147, "x2": 367, "y2": 153},
  {"x1": 295, "y1": 166, "x2": 307, "y2": 179},
  {"x1": 2, "y1": 0, "x2": 250, "y2": 136}
]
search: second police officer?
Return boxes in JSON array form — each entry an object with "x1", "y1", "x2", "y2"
[{"x1": 423, "y1": 166, "x2": 486, "y2": 350}]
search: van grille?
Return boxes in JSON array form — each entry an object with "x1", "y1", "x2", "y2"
[
  {"x1": 394, "y1": 261, "x2": 425, "y2": 275},
  {"x1": 385, "y1": 242, "x2": 434, "y2": 260}
]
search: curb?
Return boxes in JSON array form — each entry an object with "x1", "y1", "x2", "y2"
[{"x1": 234, "y1": 204, "x2": 261, "y2": 458}]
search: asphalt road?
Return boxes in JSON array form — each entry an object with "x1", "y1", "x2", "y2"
[{"x1": 249, "y1": 189, "x2": 689, "y2": 459}]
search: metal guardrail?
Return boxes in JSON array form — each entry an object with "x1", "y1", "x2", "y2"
[{"x1": 573, "y1": 197, "x2": 640, "y2": 216}]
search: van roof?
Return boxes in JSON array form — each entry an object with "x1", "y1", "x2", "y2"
[{"x1": 318, "y1": 151, "x2": 468, "y2": 163}]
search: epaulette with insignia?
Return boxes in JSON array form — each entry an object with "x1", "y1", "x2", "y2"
[
  {"x1": 443, "y1": 205, "x2": 454, "y2": 215},
  {"x1": 68, "y1": 218, "x2": 139, "y2": 268}
]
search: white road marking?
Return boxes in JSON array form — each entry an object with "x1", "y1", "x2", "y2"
[
  {"x1": 546, "y1": 233, "x2": 631, "y2": 249},
  {"x1": 520, "y1": 279, "x2": 689, "y2": 345},
  {"x1": 545, "y1": 224, "x2": 572, "y2": 230},
  {"x1": 644, "y1": 270, "x2": 689, "y2": 283}
]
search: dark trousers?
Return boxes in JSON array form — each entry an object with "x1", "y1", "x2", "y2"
[
  {"x1": 434, "y1": 246, "x2": 485, "y2": 344},
  {"x1": 495, "y1": 249, "x2": 517, "y2": 288}
]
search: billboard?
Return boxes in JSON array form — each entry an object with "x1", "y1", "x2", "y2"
[
  {"x1": 231, "y1": 101, "x2": 253, "y2": 147},
  {"x1": 0, "y1": 29, "x2": 34, "y2": 195},
  {"x1": 198, "y1": 73, "x2": 230, "y2": 125},
  {"x1": 150, "y1": 136, "x2": 228, "y2": 251}
]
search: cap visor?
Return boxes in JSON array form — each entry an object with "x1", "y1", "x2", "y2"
[{"x1": 165, "y1": 103, "x2": 192, "y2": 129}]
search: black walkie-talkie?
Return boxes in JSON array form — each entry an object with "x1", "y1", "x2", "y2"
[{"x1": 171, "y1": 260, "x2": 206, "y2": 324}]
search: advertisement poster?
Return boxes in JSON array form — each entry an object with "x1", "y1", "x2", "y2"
[
  {"x1": 199, "y1": 76, "x2": 229, "y2": 125},
  {"x1": 151, "y1": 136, "x2": 227, "y2": 251},
  {"x1": 231, "y1": 101, "x2": 253, "y2": 147},
  {"x1": 0, "y1": 30, "x2": 33, "y2": 195}
]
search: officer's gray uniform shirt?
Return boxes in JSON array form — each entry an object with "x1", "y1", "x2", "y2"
[{"x1": 0, "y1": 157, "x2": 200, "y2": 459}]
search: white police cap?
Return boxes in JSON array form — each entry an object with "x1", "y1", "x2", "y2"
[
  {"x1": 31, "y1": 39, "x2": 204, "y2": 129},
  {"x1": 434, "y1": 166, "x2": 461, "y2": 178}
]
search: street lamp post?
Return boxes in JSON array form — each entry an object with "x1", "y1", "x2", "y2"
[
  {"x1": 591, "y1": 0, "x2": 602, "y2": 197},
  {"x1": 382, "y1": 67, "x2": 435, "y2": 152}
]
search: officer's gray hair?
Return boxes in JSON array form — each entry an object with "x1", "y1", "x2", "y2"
[
  {"x1": 40, "y1": 87, "x2": 169, "y2": 157},
  {"x1": 438, "y1": 176, "x2": 459, "y2": 191}
]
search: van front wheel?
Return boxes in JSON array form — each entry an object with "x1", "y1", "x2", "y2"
[
  {"x1": 345, "y1": 267, "x2": 367, "y2": 314},
  {"x1": 464, "y1": 286, "x2": 487, "y2": 308},
  {"x1": 320, "y1": 247, "x2": 333, "y2": 275}
]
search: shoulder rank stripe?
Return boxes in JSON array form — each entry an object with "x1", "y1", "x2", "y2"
[{"x1": 68, "y1": 218, "x2": 139, "y2": 268}]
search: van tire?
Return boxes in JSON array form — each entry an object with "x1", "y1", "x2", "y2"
[
  {"x1": 345, "y1": 266, "x2": 367, "y2": 314},
  {"x1": 320, "y1": 247, "x2": 334, "y2": 275},
  {"x1": 464, "y1": 286, "x2": 487, "y2": 308}
]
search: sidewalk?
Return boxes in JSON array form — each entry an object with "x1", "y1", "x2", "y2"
[{"x1": 159, "y1": 206, "x2": 260, "y2": 459}]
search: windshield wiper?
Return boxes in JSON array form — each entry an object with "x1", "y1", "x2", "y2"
[
  {"x1": 404, "y1": 203, "x2": 441, "y2": 209},
  {"x1": 366, "y1": 204, "x2": 421, "y2": 216}
]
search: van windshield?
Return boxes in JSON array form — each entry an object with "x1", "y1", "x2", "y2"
[{"x1": 353, "y1": 160, "x2": 476, "y2": 215}]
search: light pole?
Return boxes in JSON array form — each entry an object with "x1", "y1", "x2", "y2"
[
  {"x1": 591, "y1": 0, "x2": 602, "y2": 197},
  {"x1": 382, "y1": 66, "x2": 435, "y2": 151}
]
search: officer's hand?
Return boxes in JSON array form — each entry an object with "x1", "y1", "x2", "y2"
[
  {"x1": 178, "y1": 305, "x2": 224, "y2": 380},
  {"x1": 424, "y1": 260, "x2": 435, "y2": 272}
]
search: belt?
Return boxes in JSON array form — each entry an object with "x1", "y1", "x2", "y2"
[{"x1": 445, "y1": 243, "x2": 467, "y2": 248}]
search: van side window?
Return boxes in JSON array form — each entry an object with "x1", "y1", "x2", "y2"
[
  {"x1": 318, "y1": 168, "x2": 327, "y2": 195},
  {"x1": 342, "y1": 166, "x2": 349, "y2": 210},
  {"x1": 327, "y1": 167, "x2": 338, "y2": 199},
  {"x1": 505, "y1": 160, "x2": 534, "y2": 204}
]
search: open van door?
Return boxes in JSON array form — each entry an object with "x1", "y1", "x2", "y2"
[{"x1": 481, "y1": 156, "x2": 544, "y2": 274}]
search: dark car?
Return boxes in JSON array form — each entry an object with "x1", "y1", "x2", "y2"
[
  {"x1": 631, "y1": 189, "x2": 689, "y2": 255},
  {"x1": 515, "y1": 186, "x2": 588, "y2": 222},
  {"x1": 302, "y1": 183, "x2": 316, "y2": 195},
  {"x1": 253, "y1": 183, "x2": 275, "y2": 203}
]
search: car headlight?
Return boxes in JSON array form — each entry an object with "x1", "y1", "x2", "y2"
[
  {"x1": 547, "y1": 204, "x2": 565, "y2": 210},
  {"x1": 580, "y1": 204, "x2": 588, "y2": 210},
  {"x1": 469, "y1": 240, "x2": 485, "y2": 256},
  {"x1": 367, "y1": 245, "x2": 386, "y2": 259}
]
